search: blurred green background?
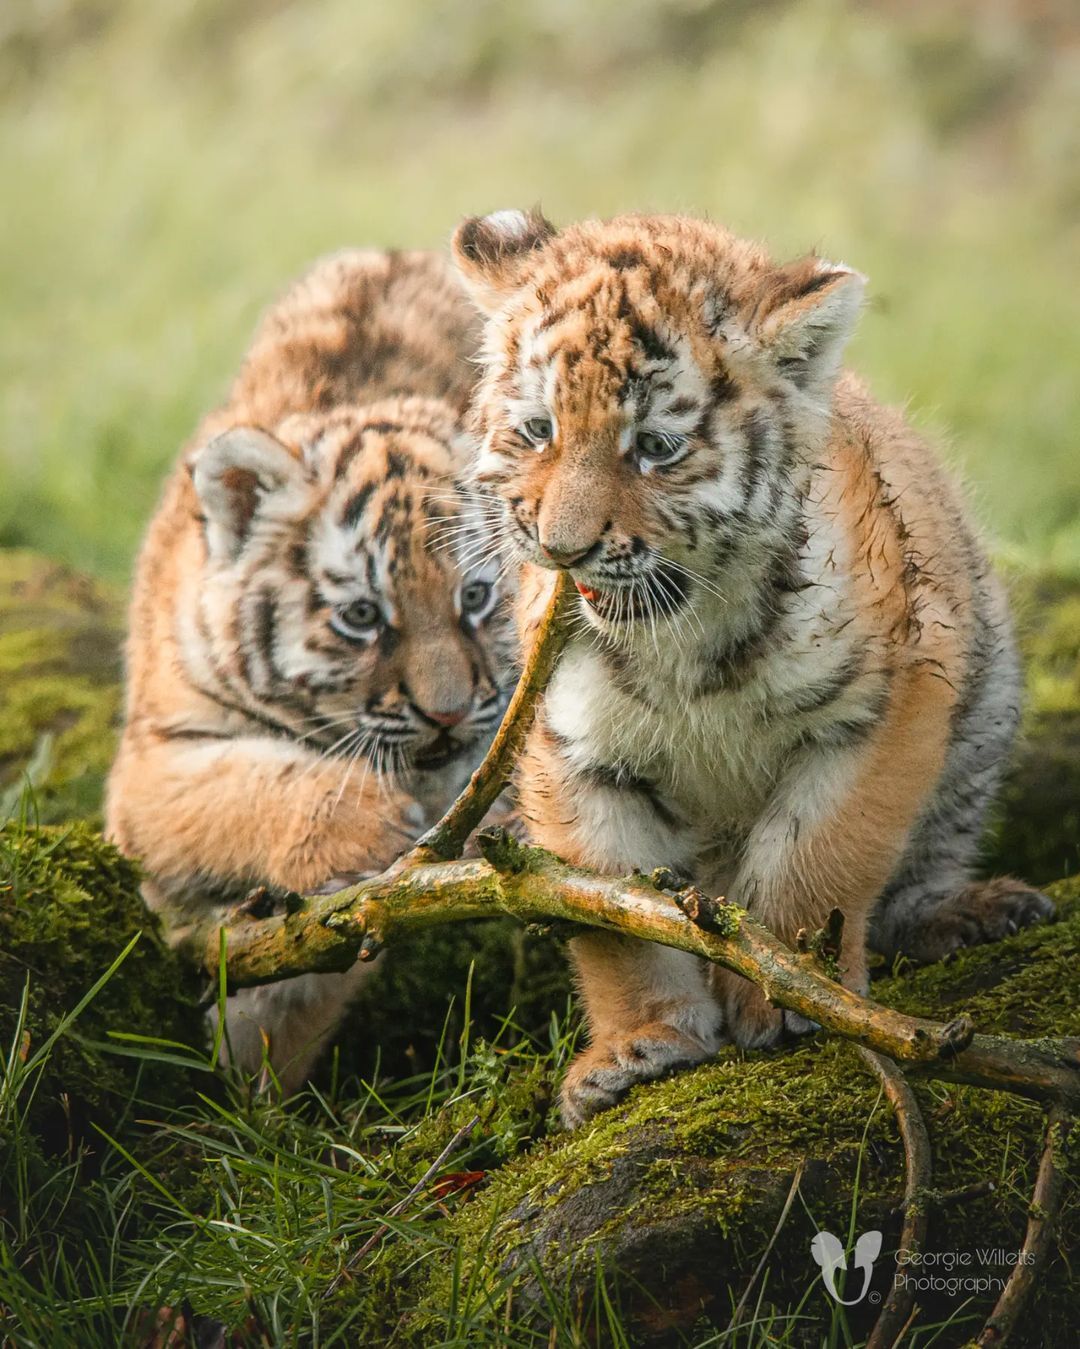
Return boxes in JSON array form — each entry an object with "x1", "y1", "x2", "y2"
[{"x1": 2, "y1": 0, "x2": 1078, "y2": 583}]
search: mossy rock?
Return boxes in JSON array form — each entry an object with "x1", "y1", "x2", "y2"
[
  {"x1": 0, "y1": 821, "x2": 205, "y2": 1173},
  {"x1": 363, "y1": 878, "x2": 1080, "y2": 1347},
  {"x1": 0, "y1": 550, "x2": 123, "y2": 825}
]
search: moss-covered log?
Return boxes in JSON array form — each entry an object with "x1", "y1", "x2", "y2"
[
  {"x1": 0, "y1": 821, "x2": 205, "y2": 1170},
  {"x1": 0, "y1": 550, "x2": 122, "y2": 825},
  {"x1": 360, "y1": 878, "x2": 1080, "y2": 1347}
]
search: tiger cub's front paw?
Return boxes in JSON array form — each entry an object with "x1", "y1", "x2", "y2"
[{"x1": 560, "y1": 1023, "x2": 716, "y2": 1129}]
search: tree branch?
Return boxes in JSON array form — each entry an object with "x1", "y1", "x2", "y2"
[
  {"x1": 975, "y1": 1107, "x2": 1071, "y2": 1347},
  {"x1": 409, "y1": 572, "x2": 577, "y2": 862},
  {"x1": 194, "y1": 829, "x2": 1080, "y2": 1109},
  {"x1": 859, "y1": 1048, "x2": 933, "y2": 1349}
]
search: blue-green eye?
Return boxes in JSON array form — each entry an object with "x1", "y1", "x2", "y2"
[
  {"x1": 634, "y1": 430, "x2": 686, "y2": 469},
  {"x1": 331, "y1": 599, "x2": 382, "y2": 641},
  {"x1": 461, "y1": 579, "x2": 495, "y2": 619},
  {"x1": 521, "y1": 416, "x2": 554, "y2": 446}
]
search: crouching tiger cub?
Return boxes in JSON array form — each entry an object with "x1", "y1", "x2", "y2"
[
  {"x1": 106, "y1": 250, "x2": 516, "y2": 1091},
  {"x1": 451, "y1": 209, "x2": 1054, "y2": 1127}
]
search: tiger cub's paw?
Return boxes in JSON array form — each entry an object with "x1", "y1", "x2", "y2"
[
  {"x1": 560, "y1": 1023, "x2": 716, "y2": 1129},
  {"x1": 904, "y1": 878, "x2": 1055, "y2": 964},
  {"x1": 717, "y1": 970, "x2": 819, "y2": 1050}
]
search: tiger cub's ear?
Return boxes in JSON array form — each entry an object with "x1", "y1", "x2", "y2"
[
  {"x1": 451, "y1": 208, "x2": 556, "y2": 313},
  {"x1": 750, "y1": 258, "x2": 866, "y2": 397},
  {"x1": 191, "y1": 426, "x2": 305, "y2": 561}
]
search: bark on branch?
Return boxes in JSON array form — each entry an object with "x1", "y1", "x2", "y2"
[
  {"x1": 181, "y1": 565, "x2": 1080, "y2": 1117},
  {"x1": 192, "y1": 829, "x2": 1080, "y2": 1109}
]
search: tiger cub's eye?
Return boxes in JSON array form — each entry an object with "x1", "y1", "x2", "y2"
[
  {"x1": 331, "y1": 599, "x2": 383, "y2": 642},
  {"x1": 460, "y1": 580, "x2": 494, "y2": 618},
  {"x1": 520, "y1": 416, "x2": 554, "y2": 446},
  {"x1": 634, "y1": 430, "x2": 686, "y2": 470}
]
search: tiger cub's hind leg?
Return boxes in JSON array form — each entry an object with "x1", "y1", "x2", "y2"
[
  {"x1": 876, "y1": 876, "x2": 1054, "y2": 965},
  {"x1": 870, "y1": 602, "x2": 1055, "y2": 966}
]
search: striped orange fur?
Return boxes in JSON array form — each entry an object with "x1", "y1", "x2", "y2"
[
  {"x1": 106, "y1": 250, "x2": 516, "y2": 1090},
  {"x1": 453, "y1": 210, "x2": 1052, "y2": 1127}
]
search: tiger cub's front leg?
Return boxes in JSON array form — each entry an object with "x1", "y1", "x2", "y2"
[
  {"x1": 520, "y1": 721, "x2": 723, "y2": 1128},
  {"x1": 714, "y1": 666, "x2": 956, "y2": 1047}
]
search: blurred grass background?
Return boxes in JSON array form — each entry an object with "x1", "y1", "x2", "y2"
[{"x1": 1, "y1": 0, "x2": 1078, "y2": 583}]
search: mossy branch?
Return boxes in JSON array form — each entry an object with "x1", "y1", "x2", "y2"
[
  {"x1": 186, "y1": 560, "x2": 1080, "y2": 1122},
  {"x1": 196, "y1": 828, "x2": 1080, "y2": 1109}
]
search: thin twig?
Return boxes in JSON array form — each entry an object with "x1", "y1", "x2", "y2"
[
  {"x1": 323, "y1": 1112, "x2": 481, "y2": 1298},
  {"x1": 974, "y1": 1107, "x2": 1071, "y2": 1347},
  {"x1": 413, "y1": 572, "x2": 577, "y2": 862},
  {"x1": 728, "y1": 1161, "x2": 805, "y2": 1330},
  {"x1": 858, "y1": 1049, "x2": 933, "y2": 1349}
]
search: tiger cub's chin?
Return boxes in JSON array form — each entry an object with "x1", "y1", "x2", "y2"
[{"x1": 106, "y1": 248, "x2": 518, "y2": 1093}]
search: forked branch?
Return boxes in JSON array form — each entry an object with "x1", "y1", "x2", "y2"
[{"x1": 411, "y1": 571, "x2": 578, "y2": 862}]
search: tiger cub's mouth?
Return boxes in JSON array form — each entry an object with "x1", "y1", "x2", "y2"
[
  {"x1": 411, "y1": 731, "x2": 476, "y2": 771},
  {"x1": 573, "y1": 563, "x2": 691, "y2": 623}
]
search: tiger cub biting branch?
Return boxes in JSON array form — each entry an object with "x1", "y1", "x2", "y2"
[
  {"x1": 451, "y1": 209, "x2": 1053, "y2": 1128},
  {"x1": 106, "y1": 250, "x2": 515, "y2": 1091}
]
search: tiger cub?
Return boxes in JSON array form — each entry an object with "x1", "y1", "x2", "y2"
[
  {"x1": 451, "y1": 209, "x2": 1053, "y2": 1127},
  {"x1": 106, "y1": 250, "x2": 516, "y2": 1091}
]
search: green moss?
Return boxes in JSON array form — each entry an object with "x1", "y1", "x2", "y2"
[
  {"x1": 0, "y1": 550, "x2": 123, "y2": 824},
  {"x1": 371, "y1": 881, "x2": 1080, "y2": 1345},
  {"x1": 0, "y1": 820, "x2": 205, "y2": 1168}
]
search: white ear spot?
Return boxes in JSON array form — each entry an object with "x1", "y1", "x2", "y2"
[
  {"x1": 484, "y1": 209, "x2": 532, "y2": 240},
  {"x1": 451, "y1": 209, "x2": 556, "y2": 313}
]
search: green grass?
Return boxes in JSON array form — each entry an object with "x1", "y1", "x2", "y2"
[
  {"x1": 0, "y1": 955, "x2": 994, "y2": 1348},
  {"x1": 1, "y1": 5, "x2": 1078, "y2": 1343},
  {"x1": 2, "y1": 0, "x2": 1079, "y2": 580}
]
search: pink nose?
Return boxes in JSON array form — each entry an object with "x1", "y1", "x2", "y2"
[{"x1": 426, "y1": 707, "x2": 468, "y2": 728}]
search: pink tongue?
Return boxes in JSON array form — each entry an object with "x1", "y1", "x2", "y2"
[{"x1": 575, "y1": 581, "x2": 602, "y2": 602}]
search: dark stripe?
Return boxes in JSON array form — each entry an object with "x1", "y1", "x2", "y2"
[
  {"x1": 607, "y1": 247, "x2": 645, "y2": 271},
  {"x1": 796, "y1": 268, "x2": 841, "y2": 298},
  {"x1": 152, "y1": 726, "x2": 234, "y2": 743},
  {"x1": 577, "y1": 760, "x2": 682, "y2": 829},
  {"x1": 189, "y1": 680, "x2": 301, "y2": 741},
  {"x1": 710, "y1": 370, "x2": 738, "y2": 403},
  {"x1": 785, "y1": 656, "x2": 865, "y2": 716},
  {"x1": 342, "y1": 482, "x2": 376, "y2": 529},
  {"x1": 740, "y1": 407, "x2": 771, "y2": 507},
  {"x1": 630, "y1": 318, "x2": 674, "y2": 364},
  {"x1": 667, "y1": 395, "x2": 699, "y2": 417}
]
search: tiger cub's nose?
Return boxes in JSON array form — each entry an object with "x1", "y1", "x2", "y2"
[
  {"x1": 424, "y1": 706, "x2": 468, "y2": 728},
  {"x1": 539, "y1": 540, "x2": 599, "y2": 567}
]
